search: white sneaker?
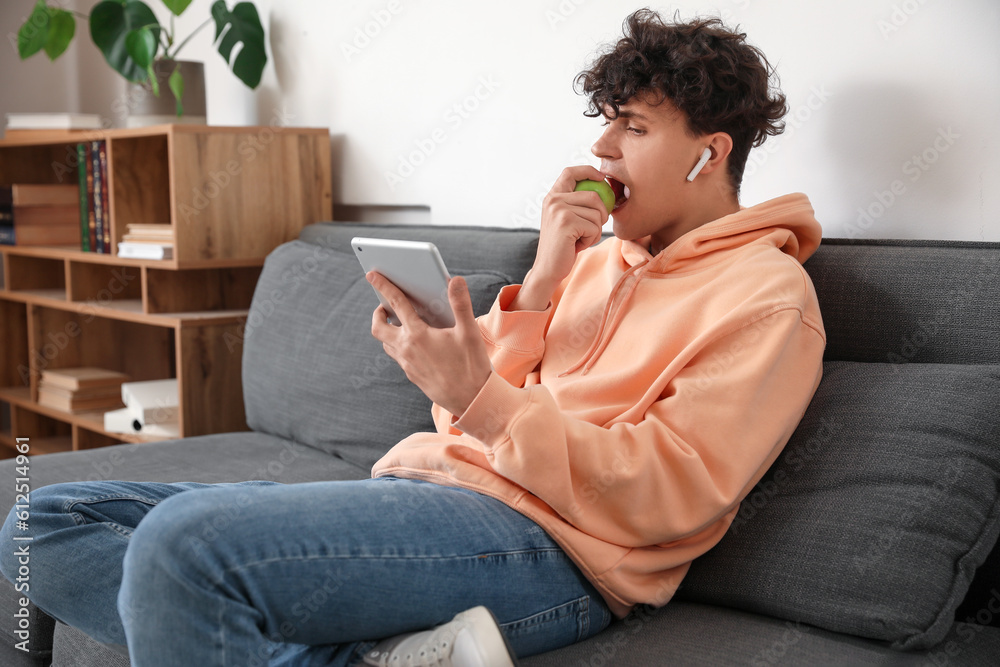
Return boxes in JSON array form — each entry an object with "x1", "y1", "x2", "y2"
[{"x1": 361, "y1": 606, "x2": 518, "y2": 667}]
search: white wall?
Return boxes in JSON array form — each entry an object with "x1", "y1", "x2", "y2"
[{"x1": 2, "y1": 0, "x2": 998, "y2": 241}]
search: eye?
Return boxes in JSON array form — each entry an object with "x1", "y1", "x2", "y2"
[{"x1": 627, "y1": 126, "x2": 645, "y2": 136}]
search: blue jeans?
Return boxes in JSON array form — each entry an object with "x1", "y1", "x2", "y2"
[{"x1": 0, "y1": 477, "x2": 612, "y2": 666}]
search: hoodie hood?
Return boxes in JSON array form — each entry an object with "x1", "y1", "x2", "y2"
[
  {"x1": 620, "y1": 192, "x2": 821, "y2": 271},
  {"x1": 561, "y1": 193, "x2": 821, "y2": 376}
]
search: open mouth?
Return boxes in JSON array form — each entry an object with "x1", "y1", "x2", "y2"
[{"x1": 606, "y1": 176, "x2": 630, "y2": 211}]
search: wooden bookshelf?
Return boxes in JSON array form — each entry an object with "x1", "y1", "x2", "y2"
[{"x1": 0, "y1": 125, "x2": 333, "y2": 456}]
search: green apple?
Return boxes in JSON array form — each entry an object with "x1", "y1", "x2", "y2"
[{"x1": 574, "y1": 179, "x2": 615, "y2": 214}]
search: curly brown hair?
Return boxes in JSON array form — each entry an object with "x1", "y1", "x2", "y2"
[{"x1": 575, "y1": 9, "x2": 787, "y2": 194}]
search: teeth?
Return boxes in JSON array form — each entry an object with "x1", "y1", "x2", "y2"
[{"x1": 623, "y1": 185, "x2": 631, "y2": 199}]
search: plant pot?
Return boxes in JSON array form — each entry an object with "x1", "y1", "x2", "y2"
[{"x1": 125, "y1": 59, "x2": 207, "y2": 128}]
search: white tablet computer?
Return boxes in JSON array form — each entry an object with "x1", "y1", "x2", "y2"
[{"x1": 351, "y1": 237, "x2": 455, "y2": 328}]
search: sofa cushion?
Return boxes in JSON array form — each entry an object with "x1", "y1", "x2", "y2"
[
  {"x1": 242, "y1": 240, "x2": 511, "y2": 469},
  {"x1": 521, "y1": 601, "x2": 1000, "y2": 666},
  {"x1": 676, "y1": 361, "x2": 1000, "y2": 650}
]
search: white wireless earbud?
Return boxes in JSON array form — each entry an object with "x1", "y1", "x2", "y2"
[{"x1": 686, "y1": 147, "x2": 712, "y2": 182}]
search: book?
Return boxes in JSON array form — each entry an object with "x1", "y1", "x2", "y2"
[
  {"x1": 126, "y1": 224, "x2": 175, "y2": 233},
  {"x1": 37, "y1": 381, "x2": 124, "y2": 401},
  {"x1": 122, "y1": 223, "x2": 174, "y2": 242},
  {"x1": 7, "y1": 223, "x2": 80, "y2": 246},
  {"x1": 98, "y1": 141, "x2": 110, "y2": 253},
  {"x1": 91, "y1": 140, "x2": 104, "y2": 253},
  {"x1": 5, "y1": 184, "x2": 79, "y2": 207},
  {"x1": 0, "y1": 187, "x2": 11, "y2": 246},
  {"x1": 117, "y1": 242, "x2": 173, "y2": 260},
  {"x1": 5, "y1": 112, "x2": 103, "y2": 131},
  {"x1": 37, "y1": 388, "x2": 124, "y2": 414},
  {"x1": 12, "y1": 205, "x2": 80, "y2": 226},
  {"x1": 84, "y1": 143, "x2": 96, "y2": 252},
  {"x1": 121, "y1": 236, "x2": 175, "y2": 244},
  {"x1": 40, "y1": 367, "x2": 130, "y2": 391},
  {"x1": 77, "y1": 144, "x2": 90, "y2": 252}
]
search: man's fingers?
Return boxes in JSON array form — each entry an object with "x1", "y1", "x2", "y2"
[
  {"x1": 555, "y1": 165, "x2": 609, "y2": 193},
  {"x1": 367, "y1": 271, "x2": 420, "y2": 328},
  {"x1": 448, "y1": 276, "x2": 478, "y2": 329}
]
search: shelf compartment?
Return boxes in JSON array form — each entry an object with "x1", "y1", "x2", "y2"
[
  {"x1": 4, "y1": 254, "x2": 66, "y2": 295},
  {"x1": 0, "y1": 142, "x2": 82, "y2": 184},
  {"x1": 109, "y1": 134, "x2": 172, "y2": 255},
  {"x1": 11, "y1": 405, "x2": 72, "y2": 455},
  {"x1": 67, "y1": 260, "x2": 142, "y2": 306},
  {"x1": 0, "y1": 300, "x2": 29, "y2": 390},
  {"x1": 0, "y1": 387, "x2": 174, "y2": 450},
  {"x1": 26, "y1": 305, "x2": 175, "y2": 399},
  {"x1": 145, "y1": 265, "x2": 262, "y2": 313},
  {"x1": 178, "y1": 322, "x2": 248, "y2": 435},
  {"x1": 0, "y1": 400, "x2": 11, "y2": 452}
]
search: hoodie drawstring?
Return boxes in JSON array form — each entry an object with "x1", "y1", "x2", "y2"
[{"x1": 559, "y1": 259, "x2": 649, "y2": 376}]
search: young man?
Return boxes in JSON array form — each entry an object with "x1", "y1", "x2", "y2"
[{"x1": 0, "y1": 9, "x2": 824, "y2": 667}]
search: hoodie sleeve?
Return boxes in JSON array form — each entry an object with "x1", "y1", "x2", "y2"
[
  {"x1": 451, "y1": 306, "x2": 825, "y2": 547},
  {"x1": 473, "y1": 284, "x2": 554, "y2": 387}
]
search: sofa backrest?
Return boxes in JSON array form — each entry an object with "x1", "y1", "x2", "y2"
[
  {"x1": 299, "y1": 222, "x2": 541, "y2": 284},
  {"x1": 804, "y1": 239, "x2": 1000, "y2": 364}
]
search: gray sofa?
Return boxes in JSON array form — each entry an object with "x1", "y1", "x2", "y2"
[{"x1": 1, "y1": 222, "x2": 999, "y2": 666}]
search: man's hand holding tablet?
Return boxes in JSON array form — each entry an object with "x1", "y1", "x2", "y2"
[{"x1": 355, "y1": 237, "x2": 492, "y2": 417}]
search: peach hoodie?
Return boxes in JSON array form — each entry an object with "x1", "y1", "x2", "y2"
[{"x1": 372, "y1": 193, "x2": 826, "y2": 617}]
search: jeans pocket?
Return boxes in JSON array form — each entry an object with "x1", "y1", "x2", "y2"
[{"x1": 500, "y1": 594, "x2": 611, "y2": 658}]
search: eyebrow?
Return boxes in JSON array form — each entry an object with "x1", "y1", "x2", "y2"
[{"x1": 615, "y1": 109, "x2": 650, "y2": 122}]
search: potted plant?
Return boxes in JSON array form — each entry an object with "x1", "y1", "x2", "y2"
[{"x1": 17, "y1": 0, "x2": 267, "y2": 120}]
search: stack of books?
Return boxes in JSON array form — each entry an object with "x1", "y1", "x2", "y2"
[
  {"x1": 0, "y1": 184, "x2": 81, "y2": 247},
  {"x1": 37, "y1": 367, "x2": 129, "y2": 414},
  {"x1": 117, "y1": 224, "x2": 175, "y2": 260}
]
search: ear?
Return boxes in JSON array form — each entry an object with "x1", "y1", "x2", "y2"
[{"x1": 697, "y1": 132, "x2": 734, "y2": 177}]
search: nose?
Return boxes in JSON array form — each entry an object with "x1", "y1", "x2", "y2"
[{"x1": 591, "y1": 124, "x2": 620, "y2": 161}]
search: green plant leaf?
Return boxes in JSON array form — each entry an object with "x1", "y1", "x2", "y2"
[
  {"x1": 125, "y1": 27, "x2": 156, "y2": 69},
  {"x1": 90, "y1": 0, "x2": 162, "y2": 83},
  {"x1": 43, "y1": 8, "x2": 75, "y2": 60},
  {"x1": 146, "y1": 64, "x2": 160, "y2": 96},
  {"x1": 168, "y1": 67, "x2": 184, "y2": 116},
  {"x1": 18, "y1": 1, "x2": 50, "y2": 59},
  {"x1": 161, "y1": 0, "x2": 193, "y2": 16},
  {"x1": 211, "y1": 1, "x2": 267, "y2": 89}
]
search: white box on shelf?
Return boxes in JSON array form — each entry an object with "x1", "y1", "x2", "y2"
[{"x1": 122, "y1": 379, "x2": 179, "y2": 427}]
